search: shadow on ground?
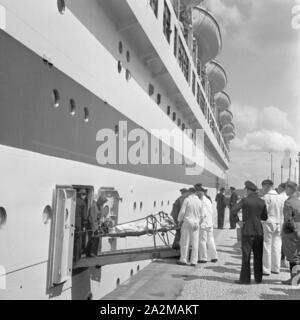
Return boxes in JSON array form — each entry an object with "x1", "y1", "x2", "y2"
[
  {"x1": 204, "y1": 265, "x2": 240, "y2": 275},
  {"x1": 260, "y1": 287, "x2": 300, "y2": 300}
]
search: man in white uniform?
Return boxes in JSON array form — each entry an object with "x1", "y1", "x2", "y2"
[
  {"x1": 278, "y1": 183, "x2": 289, "y2": 267},
  {"x1": 261, "y1": 179, "x2": 283, "y2": 275},
  {"x1": 177, "y1": 188, "x2": 202, "y2": 266},
  {"x1": 197, "y1": 186, "x2": 218, "y2": 263}
]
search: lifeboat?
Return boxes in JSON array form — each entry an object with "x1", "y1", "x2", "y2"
[
  {"x1": 221, "y1": 123, "x2": 234, "y2": 135},
  {"x1": 215, "y1": 91, "x2": 231, "y2": 111},
  {"x1": 192, "y1": 7, "x2": 222, "y2": 64},
  {"x1": 223, "y1": 132, "x2": 235, "y2": 142},
  {"x1": 219, "y1": 109, "x2": 233, "y2": 125},
  {"x1": 206, "y1": 61, "x2": 227, "y2": 94},
  {"x1": 179, "y1": 0, "x2": 203, "y2": 7}
]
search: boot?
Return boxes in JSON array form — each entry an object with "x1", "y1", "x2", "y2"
[{"x1": 282, "y1": 262, "x2": 297, "y2": 285}]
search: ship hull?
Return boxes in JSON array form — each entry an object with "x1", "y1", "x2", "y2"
[{"x1": 0, "y1": 0, "x2": 224, "y2": 299}]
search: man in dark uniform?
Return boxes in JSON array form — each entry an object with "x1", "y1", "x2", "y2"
[
  {"x1": 171, "y1": 188, "x2": 190, "y2": 250},
  {"x1": 281, "y1": 181, "x2": 300, "y2": 285},
  {"x1": 229, "y1": 187, "x2": 239, "y2": 229},
  {"x1": 215, "y1": 187, "x2": 226, "y2": 229},
  {"x1": 231, "y1": 181, "x2": 268, "y2": 284},
  {"x1": 73, "y1": 189, "x2": 88, "y2": 263}
]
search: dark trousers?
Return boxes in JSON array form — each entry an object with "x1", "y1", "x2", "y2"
[
  {"x1": 229, "y1": 210, "x2": 237, "y2": 229},
  {"x1": 282, "y1": 231, "x2": 300, "y2": 264},
  {"x1": 217, "y1": 207, "x2": 225, "y2": 229},
  {"x1": 281, "y1": 247, "x2": 285, "y2": 261},
  {"x1": 86, "y1": 231, "x2": 100, "y2": 257},
  {"x1": 240, "y1": 235, "x2": 263, "y2": 283},
  {"x1": 86, "y1": 237, "x2": 99, "y2": 257},
  {"x1": 73, "y1": 229, "x2": 82, "y2": 263}
]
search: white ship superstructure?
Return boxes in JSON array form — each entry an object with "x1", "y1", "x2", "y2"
[{"x1": 0, "y1": 0, "x2": 234, "y2": 299}]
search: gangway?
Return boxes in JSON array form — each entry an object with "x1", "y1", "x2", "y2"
[
  {"x1": 74, "y1": 246, "x2": 179, "y2": 268},
  {"x1": 73, "y1": 212, "x2": 180, "y2": 269}
]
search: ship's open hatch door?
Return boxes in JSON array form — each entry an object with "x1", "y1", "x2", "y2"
[
  {"x1": 98, "y1": 187, "x2": 121, "y2": 253},
  {"x1": 48, "y1": 186, "x2": 76, "y2": 288}
]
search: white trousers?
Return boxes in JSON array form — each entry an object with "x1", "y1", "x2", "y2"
[
  {"x1": 180, "y1": 221, "x2": 199, "y2": 265},
  {"x1": 199, "y1": 227, "x2": 218, "y2": 262},
  {"x1": 263, "y1": 222, "x2": 282, "y2": 274}
]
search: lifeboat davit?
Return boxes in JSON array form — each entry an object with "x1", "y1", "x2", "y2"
[
  {"x1": 206, "y1": 61, "x2": 227, "y2": 94},
  {"x1": 215, "y1": 91, "x2": 231, "y2": 111},
  {"x1": 192, "y1": 7, "x2": 222, "y2": 64},
  {"x1": 219, "y1": 109, "x2": 233, "y2": 125}
]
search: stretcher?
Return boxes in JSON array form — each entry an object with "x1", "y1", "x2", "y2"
[{"x1": 102, "y1": 212, "x2": 177, "y2": 238}]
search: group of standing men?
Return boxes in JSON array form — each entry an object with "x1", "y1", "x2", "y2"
[
  {"x1": 73, "y1": 189, "x2": 109, "y2": 262},
  {"x1": 231, "y1": 180, "x2": 300, "y2": 285},
  {"x1": 171, "y1": 179, "x2": 300, "y2": 287},
  {"x1": 171, "y1": 184, "x2": 218, "y2": 266}
]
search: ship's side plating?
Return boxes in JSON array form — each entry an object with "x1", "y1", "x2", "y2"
[{"x1": 0, "y1": 0, "x2": 230, "y2": 299}]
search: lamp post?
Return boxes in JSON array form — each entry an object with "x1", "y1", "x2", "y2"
[
  {"x1": 288, "y1": 157, "x2": 292, "y2": 181},
  {"x1": 268, "y1": 152, "x2": 274, "y2": 182},
  {"x1": 298, "y1": 152, "x2": 300, "y2": 186}
]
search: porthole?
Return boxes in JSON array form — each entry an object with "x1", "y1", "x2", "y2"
[
  {"x1": 118, "y1": 61, "x2": 122, "y2": 73},
  {"x1": 157, "y1": 94, "x2": 161, "y2": 105},
  {"x1": 116, "y1": 278, "x2": 120, "y2": 287},
  {"x1": 126, "y1": 50, "x2": 130, "y2": 63},
  {"x1": 140, "y1": 202, "x2": 143, "y2": 210},
  {"x1": 148, "y1": 84, "x2": 154, "y2": 96},
  {"x1": 43, "y1": 205, "x2": 52, "y2": 224},
  {"x1": 84, "y1": 107, "x2": 89, "y2": 123},
  {"x1": 154, "y1": 201, "x2": 156, "y2": 208},
  {"x1": 182, "y1": 123, "x2": 186, "y2": 131},
  {"x1": 125, "y1": 69, "x2": 131, "y2": 81},
  {"x1": 52, "y1": 89, "x2": 60, "y2": 108},
  {"x1": 172, "y1": 112, "x2": 176, "y2": 122},
  {"x1": 177, "y1": 118, "x2": 181, "y2": 126},
  {"x1": 0, "y1": 207, "x2": 7, "y2": 228},
  {"x1": 161, "y1": 201, "x2": 164, "y2": 207},
  {"x1": 167, "y1": 200, "x2": 170, "y2": 206},
  {"x1": 118, "y1": 41, "x2": 123, "y2": 54},
  {"x1": 133, "y1": 202, "x2": 137, "y2": 211},
  {"x1": 69, "y1": 99, "x2": 76, "y2": 116},
  {"x1": 130, "y1": 269, "x2": 134, "y2": 277},
  {"x1": 57, "y1": 0, "x2": 66, "y2": 15},
  {"x1": 137, "y1": 265, "x2": 140, "y2": 272},
  {"x1": 167, "y1": 106, "x2": 171, "y2": 116}
]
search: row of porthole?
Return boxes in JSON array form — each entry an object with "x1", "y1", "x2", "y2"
[
  {"x1": 116, "y1": 265, "x2": 140, "y2": 287},
  {"x1": 117, "y1": 61, "x2": 132, "y2": 81},
  {"x1": 0, "y1": 199, "x2": 172, "y2": 228},
  {"x1": 0, "y1": 205, "x2": 54, "y2": 229},
  {"x1": 133, "y1": 200, "x2": 170, "y2": 211},
  {"x1": 118, "y1": 41, "x2": 131, "y2": 63},
  {"x1": 52, "y1": 90, "x2": 90, "y2": 122},
  {"x1": 148, "y1": 84, "x2": 162, "y2": 106},
  {"x1": 57, "y1": 2, "x2": 132, "y2": 84},
  {"x1": 148, "y1": 84, "x2": 190, "y2": 133}
]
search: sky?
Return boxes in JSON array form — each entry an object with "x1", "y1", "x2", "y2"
[{"x1": 203, "y1": 0, "x2": 300, "y2": 188}]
